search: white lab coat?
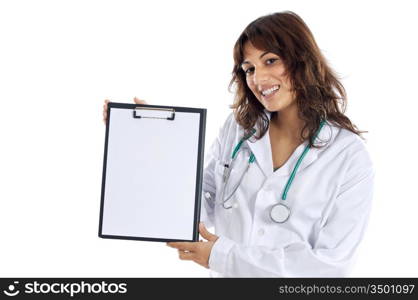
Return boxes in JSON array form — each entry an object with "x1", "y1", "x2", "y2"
[{"x1": 200, "y1": 111, "x2": 374, "y2": 277}]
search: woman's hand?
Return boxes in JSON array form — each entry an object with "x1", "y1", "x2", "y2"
[
  {"x1": 102, "y1": 97, "x2": 147, "y2": 124},
  {"x1": 167, "y1": 223, "x2": 219, "y2": 269}
]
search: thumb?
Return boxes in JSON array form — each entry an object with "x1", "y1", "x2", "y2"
[
  {"x1": 199, "y1": 223, "x2": 217, "y2": 242},
  {"x1": 133, "y1": 97, "x2": 147, "y2": 105}
]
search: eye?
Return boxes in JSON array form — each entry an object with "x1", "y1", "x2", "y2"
[
  {"x1": 266, "y1": 58, "x2": 278, "y2": 64},
  {"x1": 243, "y1": 58, "x2": 279, "y2": 75},
  {"x1": 244, "y1": 67, "x2": 254, "y2": 75}
]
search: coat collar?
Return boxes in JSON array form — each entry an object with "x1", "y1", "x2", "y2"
[{"x1": 245, "y1": 110, "x2": 339, "y2": 178}]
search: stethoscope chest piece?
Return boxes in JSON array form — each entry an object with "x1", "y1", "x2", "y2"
[{"x1": 270, "y1": 203, "x2": 291, "y2": 223}]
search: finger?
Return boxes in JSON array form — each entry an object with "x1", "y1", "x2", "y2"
[
  {"x1": 199, "y1": 223, "x2": 217, "y2": 242},
  {"x1": 103, "y1": 102, "x2": 108, "y2": 117},
  {"x1": 134, "y1": 97, "x2": 147, "y2": 105},
  {"x1": 178, "y1": 250, "x2": 195, "y2": 261},
  {"x1": 167, "y1": 242, "x2": 197, "y2": 251}
]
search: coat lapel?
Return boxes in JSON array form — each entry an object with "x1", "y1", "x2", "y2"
[
  {"x1": 246, "y1": 122, "x2": 273, "y2": 178},
  {"x1": 245, "y1": 110, "x2": 339, "y2": 178},
  {"x1": 245, "y1": 110, "x2": 273, "y2": 178}
]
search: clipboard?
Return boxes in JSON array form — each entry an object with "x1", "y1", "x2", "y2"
[{"x1": 99, "y1": 102, "x2": 206, "y2": 242}]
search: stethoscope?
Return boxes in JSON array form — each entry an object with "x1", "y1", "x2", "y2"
[{"x1": 220, "y1": 120, "x2": 326, "y2": 223}]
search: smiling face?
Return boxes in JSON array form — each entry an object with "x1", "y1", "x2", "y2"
[{"x1": 241, "y1": 42, "x2": 296, "y2": 113}]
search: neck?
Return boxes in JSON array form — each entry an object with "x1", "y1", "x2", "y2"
[{"x1": 270, "y1": 106, "x2": 306, "y2": 143}]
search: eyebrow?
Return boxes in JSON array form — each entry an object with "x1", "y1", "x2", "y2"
[{"x1": 241, "y1": 51, "x2": 270, "y2": 67}]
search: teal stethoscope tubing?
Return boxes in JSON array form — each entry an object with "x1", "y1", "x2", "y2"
[{"x1": 221, "y1": 120, "x2": 326, "y2": 209}]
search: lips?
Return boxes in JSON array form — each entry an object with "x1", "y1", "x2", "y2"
[{"x1": 261, "y1": 85, "x2": 280, "y2": 100}]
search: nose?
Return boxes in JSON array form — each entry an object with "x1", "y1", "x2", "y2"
[{"x1": 250, "y1": 67, "x2": 271, "y2": 86}]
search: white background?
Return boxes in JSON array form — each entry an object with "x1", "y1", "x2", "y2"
[{"x1": 1, "y1": 0, "x2": 417, "y2": 277}]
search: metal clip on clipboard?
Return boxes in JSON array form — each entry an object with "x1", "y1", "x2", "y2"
[{"x1": 133, "y1": 106, "x2": 176, "y2": 121}]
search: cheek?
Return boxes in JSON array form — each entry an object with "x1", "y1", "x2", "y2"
[
  {"x1": 274, "y1": 66, "x2": 288, "y2": 80},
  {"x1": 279, "y1": 75, "x2": 292, "y2": 91},
  {"x1": 246, "y1": 79, "x2": 257, "y2": 95},
  {"x1": 245, "y1": 76, "x2": 251, "y2": 87},
  {"x1": 273, "y1": 69, "x2": 293, "y2": 99}
]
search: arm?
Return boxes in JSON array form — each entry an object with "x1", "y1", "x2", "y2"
[
  {"x1": 200, "y1": 114, "x2": 234, "y2": 229},
  {"x1": 199, "y1": 138, "x2": 220, "y2": 229}
]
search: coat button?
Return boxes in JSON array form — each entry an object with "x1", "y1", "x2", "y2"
[{"x1": 258, "y1": 228, "x2": 265, "y2": 236}]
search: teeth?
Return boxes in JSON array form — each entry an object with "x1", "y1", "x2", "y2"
[{"x1": 262, "y1": 85, "x2": 279, "y2": 96}]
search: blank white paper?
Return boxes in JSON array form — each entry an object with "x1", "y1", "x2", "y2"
[{"x1": 101, "y1": 107, "x2": 201, "y2": 241}]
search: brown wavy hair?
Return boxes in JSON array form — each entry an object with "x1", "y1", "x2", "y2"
[{"x1": 228, "y1": 11, "x2": 366, "y2": 147}]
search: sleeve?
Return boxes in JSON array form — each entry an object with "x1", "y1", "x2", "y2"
[
  {"x1": 199, "y1": 113, "x2": 233, "y2": 229},
  {"x1": 198, "y1": 139, "x2": 219, "y2": 229},
  {"x1": 208, "y1": 146, "x2": 375, "y2": 277}
]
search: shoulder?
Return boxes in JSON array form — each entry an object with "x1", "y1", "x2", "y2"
[
  {"x1": 219, "y1": 110, "x2": 269, "y2": 140},
  {"x1": 213, "y1": 112, "x2": 247, "y2": 160},
  {"x1": 218, "y1": 111, "x2": 243, "y2": 141},
  {"x1": 328, "y1": 123, "x2": 374, "y2": 174},
  {"x1": 221, "y1": 112, "x2": 238, "y2": 132}
]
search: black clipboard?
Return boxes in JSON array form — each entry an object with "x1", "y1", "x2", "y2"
[{"x1": 99, "y1": 102, "x2": 206, "y2": 242}]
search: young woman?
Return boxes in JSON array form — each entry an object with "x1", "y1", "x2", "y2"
[{"x1": 103, "y1": 11, "x2": 374, "y2": 277}]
